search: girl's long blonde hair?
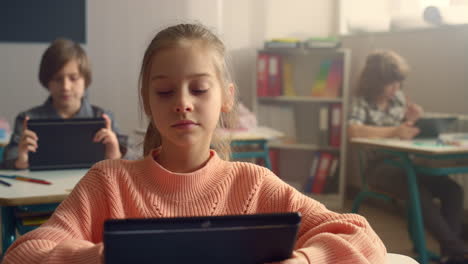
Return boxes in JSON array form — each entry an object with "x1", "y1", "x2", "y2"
[
  {"x1": 139, "y1": 23, "x2": 237, "y2": 160},
  {"x1": 356, "y1": 50, "x2": 410, "y2": 103}
]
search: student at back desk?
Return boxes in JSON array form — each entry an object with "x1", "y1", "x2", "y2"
[
  {"x1": 2, "y1": 38, "x2": 127, "y2": 170},
  {"x1": 348, "y1": 50, "x2": 467, "y2": 264}
]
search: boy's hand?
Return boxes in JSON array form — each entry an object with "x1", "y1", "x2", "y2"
[
  {"x1": 405, "y1": 102, "x2": 424, "y2": 122},
  {"x1": 93, "y1": 114, "x2": 121, "y2": 159},
  {"x1": 15, "y1": 116, "x2": 38, "y2": 169},
  {"x1": 395, "y1": 121, "x2": 420, "y2": 140}
]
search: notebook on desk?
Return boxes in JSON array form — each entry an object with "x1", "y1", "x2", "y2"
[
  {"x1": 414, "y1": 117, "x2": 457, "y2": 139},
  {"x1": 103, "y1": 213, "x2": 301, "y2": 264},
  {"x1": 28, "y1": 118, "x2": 106, "y2": 170}
]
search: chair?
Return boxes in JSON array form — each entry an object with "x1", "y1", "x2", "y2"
[
  {"x1": 351, "y1": 148, "x2": 440, "y2": 263},
  {"x1": 351, "y1": 149, "x2": 397, "y2": 213}
]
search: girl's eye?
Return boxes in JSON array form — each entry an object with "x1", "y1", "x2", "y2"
[
  {"x1": 192, "y1": 89, "x2": 208, "y2": 95},
  {"x1": 156, "y1": 90, "x2": 173, "y2": 96}
]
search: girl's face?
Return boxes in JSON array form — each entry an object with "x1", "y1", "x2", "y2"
[
  {"x1": 382, "y1": 81, "x2": 401, "y2": 100},
  {"x1": 48, "y1": 59, "x2": 85, "y2": 111},
  {"x1": 148, "y1": 42, "x2": 231, "y2": 149}
]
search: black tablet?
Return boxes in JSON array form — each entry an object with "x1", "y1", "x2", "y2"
[
  {"x1": 28, "y1": 118, "x2": 106, "y2": 170},
  {"x1": 414, "y1": 117, "x2": 456, "y2": 139},
  {"x1": 103, "y1": 213, "x2": 301, "y2": 264}
]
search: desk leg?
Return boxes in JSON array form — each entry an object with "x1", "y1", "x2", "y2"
[
  {"x1": 402, "y1": 155, "x2": 428, "y2": 264},
  {"x1": 1, "y1": 206, "x2": 16, "y2": 254}
]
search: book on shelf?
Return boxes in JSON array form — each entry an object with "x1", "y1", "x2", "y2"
[
  {"x1": 318, "y1": 104, "x2": 329, "y2": 146},
  {"x1": 323, "y1": 58, "x2": 343, "y2": 98},
  {"x1": 311, "y1": 152, "x2": 333, "y2": 194},
  {"x1": 323, "y1": 157, "x2": 340, "y2": 194},
  {"x1": 264, "y1": 38, "x2": 302, "y2": 49},
  {"x1": 329, "y1": 103, "x2": 342, "y2": 147},
  {"x1": 282, "y1": 59, "x2": 296, "y2": 96},
  {"x1": 304, "y1": 36, "x2": 340, "y2": 49},
  {"x1": 257, "y1": 53, "x2": 269, "y2": 97},
  {"x1": 311, "y1": 59, "x2": 332, "y2": 97},
  {"x1": 311, "y1": 58, "x2": 344, "y2": 98}
]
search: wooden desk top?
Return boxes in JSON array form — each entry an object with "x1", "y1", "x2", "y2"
[
  {"x1": 351, "y1": 138, "x2": 468, "y2": 155},
  {"x1": 0, "y1": 169, "x2": 88, "y2": 206}
]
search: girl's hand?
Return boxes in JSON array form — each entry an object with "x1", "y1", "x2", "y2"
[
  {"x1": 93, "y1": 114, "x2": 121, "y2": 159},
  {"x1": 405, "y1": 102, "x2": 424, "y2": 122},
  {"x1": 394, "y1": 121, "x2": 420, "y2": 140},
  {"x1": 15, "y1": 116, "x2": 38, "y2": 169}
]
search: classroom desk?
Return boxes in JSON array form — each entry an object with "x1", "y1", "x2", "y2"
[
  {"x1": 351, "y1": 138, "x2": 468, "y2": 264},
  {"x1": 0, "y1": 169, "x2": 88, "y2": 253},
  {"x1": 135, "y1": 126, "x2": 284, "y2": 169}
]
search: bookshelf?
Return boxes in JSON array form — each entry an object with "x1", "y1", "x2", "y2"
[{"x1": 254, "y1": 47, "x2": 350, "y2": 210}]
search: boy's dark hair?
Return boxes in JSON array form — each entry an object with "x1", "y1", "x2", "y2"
[
  {"x1": 356, "y1": 50, "x2": 409, "y2": 103},
  {"x1": 39, "y1": 38, "x2": 91, "y2": 89}
]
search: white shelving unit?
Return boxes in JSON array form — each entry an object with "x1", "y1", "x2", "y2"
[{"x1": 255, "y1": 47, "x2": 350, "y2": 210}]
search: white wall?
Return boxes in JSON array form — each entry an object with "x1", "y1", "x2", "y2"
[{"x1": 0, "y1": 0, "x2": 335, "y2": 134}]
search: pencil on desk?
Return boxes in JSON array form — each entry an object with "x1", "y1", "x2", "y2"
[
  {"x1": 0, "y1": 179, "x2": 11, "y2": 187},
  {"x1": 0, "y1": 175, "x2": 51, "y2": 185}
]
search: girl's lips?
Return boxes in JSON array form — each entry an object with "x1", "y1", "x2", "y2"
[{"x1": 172, "y1": 120, "x2": 198, "y2": 129}]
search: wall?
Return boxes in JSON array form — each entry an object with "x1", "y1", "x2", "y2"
[{"x1": 0, "y1": 0, "x2": 335, "y2": 135}]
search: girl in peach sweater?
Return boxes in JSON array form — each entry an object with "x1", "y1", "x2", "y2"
[{"x1": 3, "y1": 23, "x2": 386, "y2": 264}]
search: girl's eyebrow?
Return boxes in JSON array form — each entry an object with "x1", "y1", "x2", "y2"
[{"x1": 151, "y1": 73, "x2": 213, "y2": 81}]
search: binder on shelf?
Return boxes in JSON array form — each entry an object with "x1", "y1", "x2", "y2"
[
  {"x1": 324, "y1": 157, "x2": 340, "y2": 194},
  {"x1": 282, "y1": 59, "x2": 296, "y2": 96},
  {"x1": 318, "y1": 104, "x2": 329, "y2": 146},
  {"x1": 311, "y1": 152, "x2": 333, "y2": 194},
  {"x1": 329, "y1": 104, "x2": 342, "y2": 147},
  {"x1": 311, "y1": 59, "x2": 332, "y2": 97},
  {"x1": 269, "y1": 149, "x2": 280, "y2": 176},
  {"x1": 324, "y1": 58, "x2": 343, "y2": 98},
  {"x1": 268, "y1": 54, "x2": 282, "y2": 96},
  {"x1": 304, "y1": 152, "x2": 320, "y2": 193},
  {"x1": 257, "y1": 53, "x2": 269, "y2": 97}
]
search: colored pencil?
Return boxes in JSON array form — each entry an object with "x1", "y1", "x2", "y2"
[{"x1": 0, "y1": 175, "x2": 51, "y2": 185}]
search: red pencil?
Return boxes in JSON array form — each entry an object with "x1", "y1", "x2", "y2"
[
  {"x1": 15, "y1": 176, "x2": 52, "y2": 185},
  {"x1": 0, "y1": 174, "x2": 51, "y2": 185}
]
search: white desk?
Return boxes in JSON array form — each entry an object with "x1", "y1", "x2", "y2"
[
  {"x1": 351, "y1": 137, "x2": 468, "y2": 264},
  {"x1": 352, "y1": 137, "x2": 468, "y2": 155},
  {"x1": 0, "y1": 169, "x2": 87, "y2": 206},
  {"x1": 0, "y1": 169, "x2": 88, "y2": 253}
]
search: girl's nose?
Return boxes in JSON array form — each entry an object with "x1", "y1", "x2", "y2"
[
  {"x1": 174, "y1": 92, "x2": 194, "y2": 113},
  {"x1": 175, "y1": 105, "x2": 193, "y2": 113}
]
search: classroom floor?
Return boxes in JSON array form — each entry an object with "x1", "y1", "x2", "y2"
[{"x1": 339, "y1": 198, "x2": 441, "y2": 260}]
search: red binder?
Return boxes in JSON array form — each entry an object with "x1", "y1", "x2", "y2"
[
  {"x1": 257, "y1": 53, "x2": 269, "y2": 97},
  {"x1": 329, "y1": 104, "x2": 342, "y2": 147},
  {"x1": 311, "y1": 152, "x2": 333, "y2": 194},
  {"x1": 268, "y1": 54, "x2": 282, "y2": 96}
]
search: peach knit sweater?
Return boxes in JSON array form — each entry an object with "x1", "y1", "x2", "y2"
[{"x1": 3, "y1": 150, "x2": 386, "y2": 264}]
